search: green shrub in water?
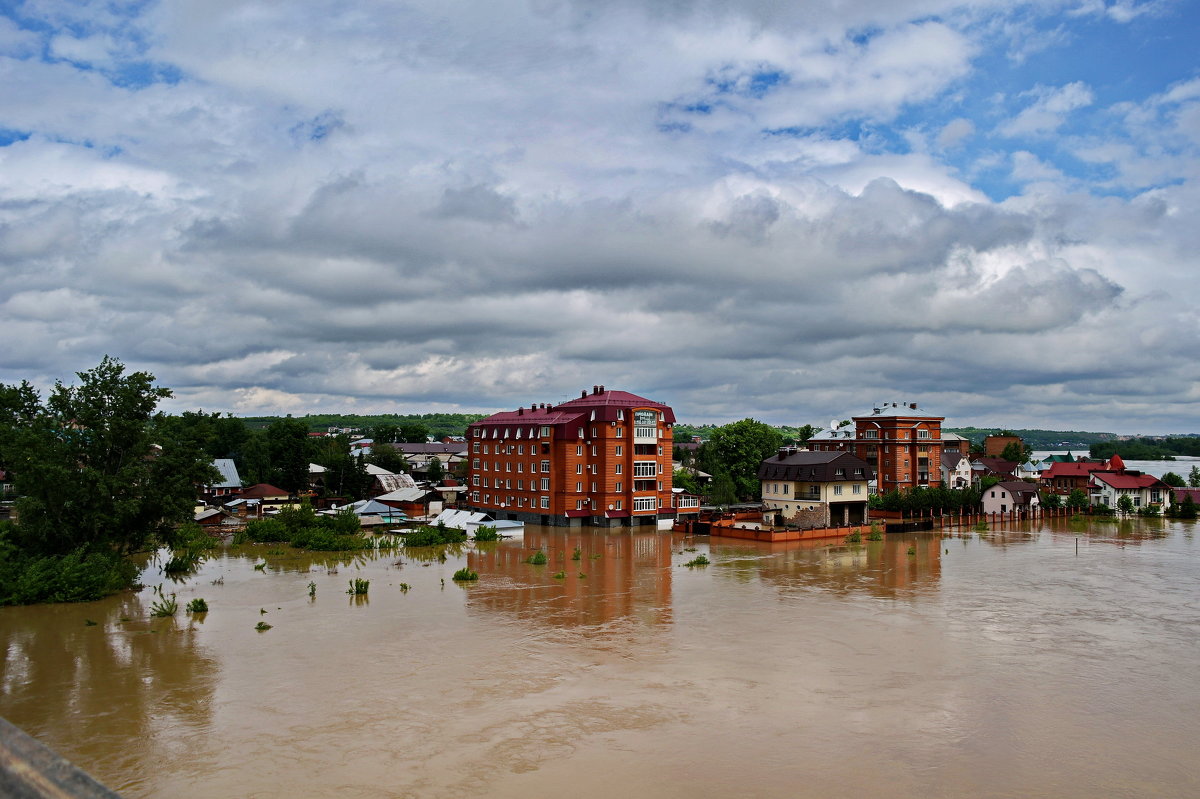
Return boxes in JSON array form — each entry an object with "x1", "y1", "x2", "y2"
[
  {"x1": 185, "y1": 597, "x2": 208, "y2": 613},
  {"x1": 527, "y1": 551, "x2": 548, "y2": 565},
  {"x1": 684, "y1": 554, "x2": 710, "y2": 568},
  {"x1": 453, "y1": 568, "x2": 479, "y2": 581},
  {"x1": 346, "y1": 578, "x2": 370, "y2": 595}
]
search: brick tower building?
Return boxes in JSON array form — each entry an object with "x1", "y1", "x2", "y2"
[
  {"x1": 466, "y1": 386, "x2": 676, "y2": 527},
  {"x1": 808, "y1": 401, "x2": 945, "y2": 493}
]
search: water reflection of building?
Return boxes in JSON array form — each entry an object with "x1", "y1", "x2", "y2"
[
  {"x1": 709, "y1": 535, "x2": 943, "y2": 600},
  {"x1": 464, "y1": 527, "x2": 673, "y2": 627}
]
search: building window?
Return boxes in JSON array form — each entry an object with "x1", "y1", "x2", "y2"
[
  {"x1": 540, "y1": 496, "x2": 549, "y2": 508},
  {"x1": 634, "y1": 496, "x2": 657, "y2": 512},
  {"x1": 472, "y1": 458, "x2": 480, "y2": 469},
  {"x1": 634, "y1": 461, "x2": 657, "y2": 477},
  {"x1": 592, "y1": 427, "x2": 598, "y2": 437},
  {"x1": 541, "y1": 460, "x2": 550, "y2": 473},
  {"x1": 540, "y1": 478, "x2": 550, "y2": 491},
  {"x1": 615, "y1": 427, "x2": 623, "y2": 437},
  {"x1": 852, "y1": 485, "x2": 861, "y2": 494},
  {"x1": 615, "y1": 464, "x2": 622, "y2": 474},
  {"x1": 576, "y1": 445, "x2": 583, "y2": 455},
  {"x1": 834, "y1": 468, "x2": 844, "y2": 478},
  {"x1": 834, "y1": 485, "x2": 843, "y2": 496},
  {"x1": 615, "y1": 500, "x2": 622, "y2": 510},
  {"x1": 864, "y1": 430, "x2": 878, "y2": 439},
  {"x1": 918, "y1": 429, "x2": 930, "y2": 439},
  {"x1": 615, "y1": 481, "x2": 622, "y2": 492},
  {"x1": 591, "y1": 446, "x2": 597, "y2": 456},
  {"x1": 575, "y1": 464, "x2": 582, "y2": 474},
  {"x1": 473, "y1": 442, "x2": 480, "y2": 453},
  {"x1": 783, "y1": 484, "x2": 789, "y2": 495},
  {"x1": 518, "y1": 444, "x2": 525, "y2": 455},
  {"x1": 517, "y1": 480, "x2": 523, "y2": 490},
  {"x1": 576, "y1": 482, "x2": 583, "y2": 492},
  {"x1": 540, "y1": 426, "x2": 551, "y2": 437},
  {"x1": 578, "y1": 427, "x2": 584, "y2": 438},
  {"x1": 591, "y1": 482, "x2": 597, "y2": 493},
  {"x1": 576, "y1": 500, "x2": 585, "y2": 510},
  {"x1": 615, "y1": 445, "x2": 623, "y2": 456},
  {"x1": 472, "y1": 476, "x2": 480, "y2": 486}
]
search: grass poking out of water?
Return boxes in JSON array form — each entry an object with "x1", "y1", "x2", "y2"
[
  {"x1": 308, "y1": 581, "x2": 317, "y2": 598},
  {"x1": 399, "y1": 583, "x2": 411, "y2": 592},
  {"x1": 845, "y1": 531, "x2": 861, "y2": 543},
  {"x1": 255, "y1": 621, "x2": 272, "y2": 631},
  {"x1": 149, "y1": 595, "x2": 178, "y2": 617},
  {"x1": 185, "y1": 598, "x2": 208, "y2": 613},
  {"x1": 346, "y1": 578, "x2": 370, "y2": 595},
  {"x1": 571, "y1": 547, "x2": 582, "y2": 561},
  {"x1": 527, "y1": 551, "x2": 548, "y2": 565},
  {"x1": 907, "y1": 546, "x2": 916, "y2": 556},
  {"x1": 552, "y1": 571, "x2": 566, "y2": 579},
  {"x1": 452, "y1": 568, "x2": 478, "y2": 581},
  {"x1": 684, "y1": 554, "x2": 710, "y2": 568}
]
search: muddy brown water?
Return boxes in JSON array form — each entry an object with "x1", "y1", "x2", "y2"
[{"x1": 3, "y1": 519, "x2": 1199, "y2": 798}]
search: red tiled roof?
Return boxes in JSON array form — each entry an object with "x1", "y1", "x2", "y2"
[
  {"x1": 1042, "y1": 461, "x2": 1108, "y2": 478},
  {"x1": 1108, "y1": 454, "x2": 1125, "y2": 471},
  {"x1": 474, "y1": 388, "x2": 676, "y2": 427}
]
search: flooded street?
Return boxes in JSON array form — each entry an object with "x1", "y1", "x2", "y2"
[{"x1": 3, "y1": 519, "x2": 1200, "y2": 798}]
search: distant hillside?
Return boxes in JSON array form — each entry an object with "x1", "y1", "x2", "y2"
[
  {"x1": 238, "y1": 413, "x2": 486, "y2": 438},
  {"x1": 945, "y1": 427, "x2": 1117, "y2": 449},
  {"x1": 1089, "y1": 437, "x2": 1200, "y2": 461}
]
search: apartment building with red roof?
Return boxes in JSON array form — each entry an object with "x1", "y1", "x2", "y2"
[
  {"x1": 807, "y1": 401, "x2": 943, "y2": 492},
  {"x1": 465, "y1": 386, "x2": 677, "y2": 527}
]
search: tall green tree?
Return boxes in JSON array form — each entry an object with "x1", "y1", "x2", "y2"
[
  {"x1": 1, "y1": 357, "x2": 218, "y2": 557},
  {"x1": 1162, "y1": 471, "x2": 1186, "y2": 488},
  {"x1": 427, "y1": 456, "x2": 445, "y2": 483},
  {"x1": 1000, "y1": 440, "x2": 1032, "y2": 464},
  {"x1": 1065, "y1": 488, "x2": 1089, "y2": 510},
  {"x1": 696, "y1": 418, "x2": 783, "y2": 500},
  {"x1": 794, "y1": 424, "x2": 821, "y2": 445},
  {"x1": 1189, "y1": 466, "x2": 1200, "y2": 488},
  {"x1": 265, "y1": 418, "x2": 310, "y2": 493}
]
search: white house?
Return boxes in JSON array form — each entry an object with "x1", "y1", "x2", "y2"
[{"x1": 981, "y1": 481, "x2": 1040, "y2": 514}]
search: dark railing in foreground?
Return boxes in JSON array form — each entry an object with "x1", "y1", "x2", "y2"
[{"x1": 0, "y1": 716, "x2": 123, "y2": 799}]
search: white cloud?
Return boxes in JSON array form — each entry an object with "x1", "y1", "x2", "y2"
[{"x1": 1000, "y1": 81, "x2": 1094, "y2": 137}]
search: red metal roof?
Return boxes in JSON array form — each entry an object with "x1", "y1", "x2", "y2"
[{"x1": 1091, "y1": 472, "x2": 1165, "y2": 490}]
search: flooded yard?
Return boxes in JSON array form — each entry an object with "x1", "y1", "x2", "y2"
[{"x1": 3, "y1": 518, "x2": 1199, "y2": 798}]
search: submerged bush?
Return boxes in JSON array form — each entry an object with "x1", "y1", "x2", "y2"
[
  {"x1": 845, "y1": 531, "x2": 861, "y2": 543},
  {"x1": 684, "y1": 554, "x2": 710, "y2": 568},
  {"x1": 526, "y1": 551, "x2": 548, "y2": 565},
  {"x1": 472, "y1": 525, "x2": 500, "y2": 542},
  {"x1": 404, "y1": 523, "x2": 468, "y2": 547},
  {"x1": 346, "y1": 578, "x2": 370, "y2": 595},
  {"x1": 0, "y1": 541, "x2": 139, "y2": 606},
  {"x1": 452, "y1": 568, "x2": 478, "y2": 581},
  {"x1": 186, "y1": 597, "x2": 208, "y2": 613}
]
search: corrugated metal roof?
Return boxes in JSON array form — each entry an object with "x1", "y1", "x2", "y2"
[{"x1": 211, "y1": 459, "x2": 241, "y2": 489}]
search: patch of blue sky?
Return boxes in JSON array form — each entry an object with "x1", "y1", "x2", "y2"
[
  {"x1": 763, "y1": 119, "x2": 911, "y2": 155},
  {"x1": 705, "y1": 65, "x2": 789, "y2": 99},
  {"x1": 0, "y1": 127, "x2": 32, "y2": 147},
  {"x1": 289, "y1": 111, "x2": 346, "y2": 145},
  {"x1": 108, "y1": 60, "x2": 183, "y2": 89}
]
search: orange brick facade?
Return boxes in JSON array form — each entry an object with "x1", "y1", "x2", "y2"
[
  {"x1": 466, "y1": 387, "x2": 676, "y2": 527},
  {"x1": 809, "y1": 402, "x2": 944, "y2": 493}
]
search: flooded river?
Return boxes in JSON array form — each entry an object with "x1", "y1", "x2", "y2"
[{"x1": 3, "y1": 518, "x2": 1199, "y2": 798}]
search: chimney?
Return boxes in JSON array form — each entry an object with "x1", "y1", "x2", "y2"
[
  {"x1": 599, "y1": 384, "x2": 605, "y2": 393},
  {"x1": 582, "y1": 390, "x2": 588, "y2": 398},
  {"x1": 778, "y1": 448, "x2": 788, "y2": 460},
  {"x1": 518, "y1": 407, "x2": 524, "y2": 416},
  {"x1": 910, "y1": 402, "x2": 917, "y2": 409}
]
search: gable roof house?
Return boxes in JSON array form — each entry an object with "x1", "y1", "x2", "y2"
[
  {"x1": 940, "y1": 451, "x2": 973, "y2": 489},
  {"x1": 1040, "y1": 457, "x2": 1117, "y2": 496},
  {"x1": 1088, "y1": 456, "x2": 1171, "y2": 511},
  {"x1": 981, "y1": 481, "x2": 1041, "y2": 515}
]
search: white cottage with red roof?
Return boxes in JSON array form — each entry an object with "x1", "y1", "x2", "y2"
[{"x1": 1088, "y1": 455, "x2": 1171, "y2": 512}]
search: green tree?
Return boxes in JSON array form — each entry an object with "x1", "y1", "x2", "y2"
[
  {"x1": 398, "y1": 423, "x2": 430, "y2": 443},
  {"x1": 265, "y1": 418, "x2": 310, "y2": 493},
  {"x1": 1162, "y1": 471, "x2": 1186, "y2": 488},
  {"x1": 794, "y1": 424, "x2": 821, "y2": 444},
  {"x1": 1041, "y1": 492, "x2": 1062, "y2": 509},
  {"x1": 1, "y1": 357, "x2": 218, "y2": 558},
  {"x1": 372, "y1": 424, "x2": 401, "y2": 443},
  {"x1": 673, "y1": 468, "x2": 699, "y2": 495},
  {"x1": 1189, "y1": 466, "x2": 1200, "y2": 488},
  {"x1": 1116, "y1": 494, "x2": 1135, "y2": 514},
  {"x1": 696, "y1": 418, "x2": 783, "y2": 500},
  {"x1": 708, "y1": 469, "x2": 739, "y2": 506},
  {"x1": 427, "y1": 456, "x2": 445, "y2": 483},
  {"x1": 1000, "y1": 441, "x2": 1031, "y2": 464},
  {"x1": 366, "y1": 445, "x2": 410, "y2": 475},
  {"x1": 1065, "y1": 488, "x2": 1089, "y2": 510}
]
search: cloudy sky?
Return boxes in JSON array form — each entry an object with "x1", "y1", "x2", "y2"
[{"x1": 1, "y1": 0, "x2": 1198, "y2": 433}]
